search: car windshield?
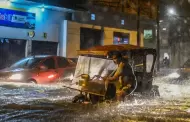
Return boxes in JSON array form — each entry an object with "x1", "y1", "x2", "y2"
[{"x1": 10, "y1": 57, "x2": 43, "y2": 69}]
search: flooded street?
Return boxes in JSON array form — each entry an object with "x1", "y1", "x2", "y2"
[
  {"x1": 1, "y1": 0, "x2": 190, "y2": 121},
  {"x1": 0, "y1": 70, "x2": 190, "y2": 122}
]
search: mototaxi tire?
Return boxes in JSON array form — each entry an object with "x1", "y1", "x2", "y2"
[
  {"x1": 89, "y1": 94, "x2": 102, "y2": 104},
  {"x1": 72, "y1": 94, "x2": 85, "y2": 103}
]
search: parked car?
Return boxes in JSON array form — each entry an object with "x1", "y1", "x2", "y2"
[{"x1": 0, "y1": 55, "x2": 76, "y2": 84}]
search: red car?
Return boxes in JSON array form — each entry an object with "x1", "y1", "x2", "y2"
[{"x1": 0, "y1": 55, "x2": 76, "y2": 84}]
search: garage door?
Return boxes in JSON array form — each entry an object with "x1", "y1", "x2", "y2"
[
  {"x1": 0, "y1": 39, "x2": 26, "y2": 69},
  {"x1": 32, "y1": 41, "x2": 58, "y2": 56}
]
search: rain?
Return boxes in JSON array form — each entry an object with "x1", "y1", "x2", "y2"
[{"x1": 0, "y1": 0, "x2": 190, "y2": 122}]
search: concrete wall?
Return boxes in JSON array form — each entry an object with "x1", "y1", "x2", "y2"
[
  {"x1": 66, "y1": 21, "x2": 144, "y2": 58},
  {"x1": 73, "y1": 10, "x2": 137, "y2": 31}
]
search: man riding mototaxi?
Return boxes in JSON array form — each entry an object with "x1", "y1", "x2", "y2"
[{"x1": 105, "y1": 52, "x2": 136, "y2": 101}]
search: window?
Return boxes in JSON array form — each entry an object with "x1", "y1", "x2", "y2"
[
  {"x1": 80, "y1": 28, "x2": 102, "y2": 50},
  {"x1": 121, "y1": 20, "x2": 125, "y2": 25},
  {"x1": 113, "y1": 32, "x2": 130, "y2": 44},
  {"x1": 27, "y1": 58, "x2": 43, "y2": 68},
  {"x1": 91, "y1": 14, "x2": 95, "y2": 20},
  {"x1": 11, "y1": 57, "x2": 43, "y2": 69},
  {"x1": 57, "y1": 57, "x2": 69, "y2": 68},
  {"x1": 10, "y1": 58, "x2": 28, "y2": 68},
  {"x1": 42, "y1": 58, "x2": 55, "y2": 69},
  {"x1": 146, "y1": 54, "x2": 154, "y2": 73}
]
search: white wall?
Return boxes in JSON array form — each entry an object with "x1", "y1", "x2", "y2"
[{"x1": 0, "y1": 6, "x2": 67, "y2": 42}]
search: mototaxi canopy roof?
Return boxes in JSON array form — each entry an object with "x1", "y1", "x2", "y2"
[{"x1": 77, "y1": 44, "x2": 144, "y2": 56}]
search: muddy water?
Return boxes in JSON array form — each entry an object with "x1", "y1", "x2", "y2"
[{"x1": 0, "y1": 72, "x2": 190, "y2": 122}]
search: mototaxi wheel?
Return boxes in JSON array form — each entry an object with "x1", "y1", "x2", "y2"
[
  {"x1": 89, "y1": 94, "x2": 102, "y2": 104},
  {"x1": 105, "y1": 83, "x2": 116, "y2": 100},
  {"x1": 72, "y1": 94, "x2": 86, "y2": 103}
]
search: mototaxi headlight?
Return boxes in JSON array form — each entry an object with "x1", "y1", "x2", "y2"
[
  {"x1": 168, "y1": 72, "x2": 180, "y2": 78},
  {"x1": 9, "y1": 74, "x2": 23, "y2": 80}
]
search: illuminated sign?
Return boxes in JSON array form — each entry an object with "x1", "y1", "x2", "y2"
[
  {"x1": 144, "y1": 30, "x2": 153, "y2": 40},
  {"x1": 0, "y1": 8, "x2": 35, "y2": 29},
  {"x1": 28, "y1": 31, "x2": 35, "y2": 38}
]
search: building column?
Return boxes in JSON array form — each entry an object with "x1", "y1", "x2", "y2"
[
  {"x1": 25, "y1": 39, "x2": 32, "y2": 57},
  {"x1": 59, "y1": 20, "x2": 68, "y2": 57},
  {"x1": 100, "y1": 26, "x2": 104, "y2": 45}
]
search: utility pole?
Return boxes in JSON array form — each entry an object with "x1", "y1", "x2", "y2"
[
  {"x1": 156, "y1": 1, "x2": 160, "y2": 71},
  {"x1": 137, "y1": 0, "x2": 141, "y2": 46}
]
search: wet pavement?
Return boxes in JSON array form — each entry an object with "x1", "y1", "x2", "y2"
[{"x1": 0, "y1": 69, "x2": 190, "y2": 122}]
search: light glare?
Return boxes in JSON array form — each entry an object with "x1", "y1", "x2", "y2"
[
  {"x1": 41, "y1": 7, "x2": 45, "y2": 12},
  {"x1": 168, "y1": 8, "x2": 175, "y2": 15},
  {"x1": 48, "y1": 74, "x2": 55, "y2": 79},
  {"x1": 9, "y1": 74, "x2": 23, "y2": 80}
]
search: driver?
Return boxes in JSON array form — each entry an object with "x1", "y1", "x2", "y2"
[{"x1": 105, "y1": 52, "x2": 135, "y2": 101}]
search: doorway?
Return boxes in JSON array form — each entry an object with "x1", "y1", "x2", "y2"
[{"x1": 80, "y1": 28, "x2": 102, "y2": 50}]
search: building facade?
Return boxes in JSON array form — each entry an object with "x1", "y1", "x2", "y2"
[{"x1": 0, "y1": 0, "x2": 144, "y2": 68}]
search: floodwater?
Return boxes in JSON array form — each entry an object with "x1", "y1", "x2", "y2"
[{"x1": 0, "y1": 69, "x2": 190, "y2": 122}]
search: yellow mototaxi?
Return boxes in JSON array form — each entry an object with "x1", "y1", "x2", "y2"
[{"x1": 63, "y1": 44, "x2": 159, "y2": 104}]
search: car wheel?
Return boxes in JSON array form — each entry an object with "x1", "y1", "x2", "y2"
[{"x1": 28, "y1": 80, "x2": 37, "y2": 84}]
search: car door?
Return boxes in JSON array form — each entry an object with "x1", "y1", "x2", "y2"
[
  {"x1": 37, "y1": 57, "x2": 59, "y2": 84},
  {"x1": 56, "y1": 57, "x2": 75, "y2": 82}
]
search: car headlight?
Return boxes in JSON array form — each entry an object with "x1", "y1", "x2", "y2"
[
  {"x1": 168, "y1": 72, "x2": 180, "y2": 78},
  {"x1": 9, "y1": 74, "x2": 23, "y2": 80}
]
